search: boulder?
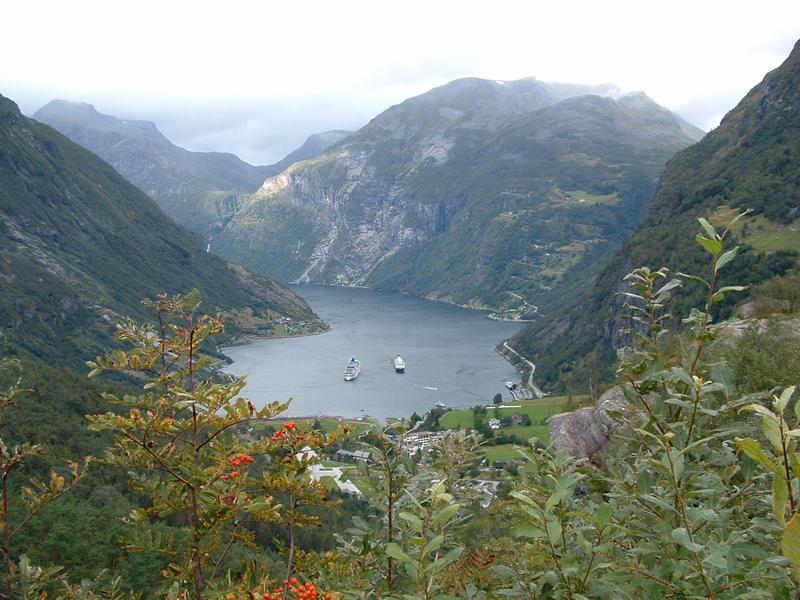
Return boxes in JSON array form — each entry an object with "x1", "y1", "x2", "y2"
[{"x1": 547, "y1": 386, "x2": 633, "y2": 463}]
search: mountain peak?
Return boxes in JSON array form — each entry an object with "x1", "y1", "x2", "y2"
[
  {"x1": 34, "y1": 99, "x2": 163, "y2": 136},
  {"x1": 0, "y1": 93, "x2": 21, "y2": 118},
  {"x1": 38, "y1": 98, "x2": 98, "y2": 114}
]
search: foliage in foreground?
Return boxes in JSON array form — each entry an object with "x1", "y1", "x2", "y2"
[{"x1": 4, "y1": 214, "x2": 800, "y2": 599}]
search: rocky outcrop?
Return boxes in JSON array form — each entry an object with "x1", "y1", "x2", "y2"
[{"x1": 547, "y1": 386, "x2": 634, "y2": 462}]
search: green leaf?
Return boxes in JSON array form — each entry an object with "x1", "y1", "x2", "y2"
[
  {"x1": 545, "y1": 489, "x2": 572, "y2": 512},
  {"x1": 432, "y1": 503, "x2": 460, "y2": 527},
  {"x1": 677, "y1": 273, "x2": 710, "y2": 288},
  {"x1": 671, "y1": 527, "x2": 704, "y2": 552},
  {"x1": 491, "y1": 565, "x2": 518, "y2": 578},
  {"x1": 597, "y1": 502, "x2": 613, "y2": 524},
  {"x1": 423, "y1": 534, "x2": 445, "y2": 557},
  {"x1": 782, "y1": 514, "x2": 800, "y2": 569},
  {"x1": 429, "y1": 547, "x2": 463, "y2": 574},
  {"x1": 715, "y1": 247, "x2": 739, "y2": 270},
  {"x1": 764, "y1": 417, "x2": 784, "y2": 452},
  {"x1": 777, "y1": 387, "x2": 797, "y2": 415},
  {"x1": 774, "y1": 476, "x2": 789, "y2": 526},
  {"x1": 386, "y1": 543, "x2": 412, "y2": 564},
  {"x1": 399, "y1": 511, "x2": 424, "y2": 533},
  {"x1": 737, "y1": 438, "x2": 782, "y2": 476},
  {"x1": 696, "y1": 234, "x2": 722, "y2": 256},
  {"x1": 546, "y1": 520, "x2": 563, "y2": 547},
  {"x1": 741, "y1": 404, "x2": 783, "y2": 450},
  {"x1": 698, "y1": 217, "x2": 717, "y2": 239},
  {"x1": 509, "y1": 491, "x2": 535, "y2": 506},
  {"x1": 515, "y1": 525, "x2": 546, "y2": 539},
  {"x1": 716, "y1": 285, "x2": 746, "y2": 295}
]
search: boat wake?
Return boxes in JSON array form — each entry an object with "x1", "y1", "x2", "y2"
[{"x1": 410, "y1": 383, "x2": 438, "y2": 391}]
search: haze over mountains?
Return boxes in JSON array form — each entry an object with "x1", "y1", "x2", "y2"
[
  {"x1": 512, "y1": 38, "x2": 800, "y2": 390},
  {"x1": 0, "y1": 94, "x2": 324, "y2": 365},
  {"x1": 33, "y1": 100, "x2": 350, "y2": 238},
  {"x1": 212, "y1": 77, "x2": 702, "y2": 313},
  {"x1": 35, "y1": 77, "x2": 704, "y2": 322}
]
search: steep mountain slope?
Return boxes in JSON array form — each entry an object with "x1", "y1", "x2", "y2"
[
  {"x1": 510, "y1": 39, "x2": 800, "y2": 391},
  {"x1": 0, "y1": 93, "x2": 323, "y2": 365},
  {"x1": 212, "y1": 77, "x2": 702, "y2": 312},
  {"x1": 268, "y1": 130, "x2": 352, "y2": 174},
  {"x1": 32, "y1": 101, "x2": 348, "y2": 239}
]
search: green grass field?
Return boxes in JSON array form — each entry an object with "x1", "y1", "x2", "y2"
[
  {"x1": 439, "y1": 395, "x2": 585, "y2": 442},
  {"x1": 483, "y1": 444, "x2": 533, "y2": 462},
  {"x1": 746, "y1": 229, "x2": 800, "y2": 252},
  {"x1": 564, "y1": 189, "x2": 620, "y2": 205},
  {"x1": 710, "y1": 205, "x2": 800, "y2": 253}
]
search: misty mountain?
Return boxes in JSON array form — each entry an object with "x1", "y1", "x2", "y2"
[
  {"x1": 212, "y1": 76, "x2": 703, "y2": 313},
  {"x1": 268, "y1": 130, "x2": 352, "y2": 173},
  {"x1": 0, "y1": 93, "x2": 324, "y2": 365},
  {"x1": 510, "y1": 39, "x2": 800, "y2": 391},
  {"x1": 32, "y1": 101, "x2": 348, "y2": 238}
]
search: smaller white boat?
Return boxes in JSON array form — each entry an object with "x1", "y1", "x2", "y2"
[
  {"x1": 344, "y1": 356, "x2": 361, "y2": 381},
  {"x1": 393, "y1": 354, "x2": 406, "y2": 373}
]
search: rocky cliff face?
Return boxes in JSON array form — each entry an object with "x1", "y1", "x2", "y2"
[{"x1": 213, "y1": 77, "x2": 703, "y2": 312}]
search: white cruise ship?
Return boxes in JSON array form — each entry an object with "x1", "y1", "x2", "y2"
[
  {"x1": 344, "y1": 356, "x2": 361, "y2": 381},
  {"x1": 393, "y1": 354, "x2": 406, "y2": 373}
]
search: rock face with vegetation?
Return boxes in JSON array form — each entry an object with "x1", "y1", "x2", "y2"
[
  {"x1": 512, "y1": 39, "x2": 800, "y2": 391},
  {"x1": 32, "y1": 100, "x2": 349, "y2": 239},
  {"x1": 0, "y1": 93, "x2": 323, "y2": 366},
  {"x1": 547, "y1": 386, "x2": 632, "y2": 462},
  {"x1": 211, "y1": 77, "x2": 702, "y2": 313}
]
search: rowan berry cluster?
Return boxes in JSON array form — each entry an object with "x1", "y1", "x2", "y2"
[
  {"x1": 262, "y1": 578, "x2": 330, "y2": 600},
  {"x1": 220, "y1": 453, "x2": 254, "y2": 480},
  {"x1": 271, "y1": 421, "x2": 298, "y2": 441},
  {"x1": 230, "y1": 453, "x2": 254, "y2": 467}
]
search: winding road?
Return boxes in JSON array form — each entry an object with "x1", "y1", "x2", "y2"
[{"x1": 502, "y1": 341, "x2": 544, "y2": 398}]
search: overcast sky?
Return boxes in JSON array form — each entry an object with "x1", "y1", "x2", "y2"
[{"x1": 2, "y1": 1, "x2": 798, "y2": 164}]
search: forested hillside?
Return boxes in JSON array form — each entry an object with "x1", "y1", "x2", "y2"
[
  {"x1": 0, "y1": 93, "x2": 323, "y2": 366},
  {"x1": 511, "y1": 39, "x2": 800, "y2": 391}
]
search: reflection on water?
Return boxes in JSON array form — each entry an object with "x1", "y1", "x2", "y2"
[{"x1": 223, "y1": 285, "x2": 524, "y2": 421}]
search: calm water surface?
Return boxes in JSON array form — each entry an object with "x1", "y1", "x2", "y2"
[{"x1": 223, "y1": 285, "x2": 524, "y2": 421}]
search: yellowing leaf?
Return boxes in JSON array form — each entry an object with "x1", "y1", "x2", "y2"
[
  {"x1": 737, "y1": 437, "x2": 782, "y2": 476},
  {"x1": 781, "y1": 514, "x2": 800, "y2": 569},
  {"x1": 774, "y1": 476, "x2": 789, "y2": 527}
]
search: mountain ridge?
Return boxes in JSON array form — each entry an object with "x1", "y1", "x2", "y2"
[
  {"x1": 1, "y1": 92, "x2": 324, "y2": 365},
  {"x1": 509, "y1": 39, "x2": 800, "y2": 391},
  {"x1": 32, "y1": 101, "x2": 349, "y2": 239},
  {"x1": 212, "y1": 76, "x2": 703, "y2": 314}
]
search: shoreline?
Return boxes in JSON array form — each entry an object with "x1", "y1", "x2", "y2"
[
  {"x1": 222, "y1": 323, "x2": 331, "y2": 349},
  {"x1": 289, "y1": 281, "x2": 538, "y2": 322}
]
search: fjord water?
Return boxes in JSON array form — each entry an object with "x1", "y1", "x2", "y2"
[{"x1": 223, "y1": 285, "x2": 524, "y2": 421}]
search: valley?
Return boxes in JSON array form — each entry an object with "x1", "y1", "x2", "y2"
[{"x1": 1, "y1": 16, "x2": 799, "y2": 598}]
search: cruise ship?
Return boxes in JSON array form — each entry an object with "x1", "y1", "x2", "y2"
[
  {"x1": 393, "y1": 354, "x2": 406, "y2": 373},
  {"x1": 344, "y1": 356, "x2": 361, "y2": 381}
]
